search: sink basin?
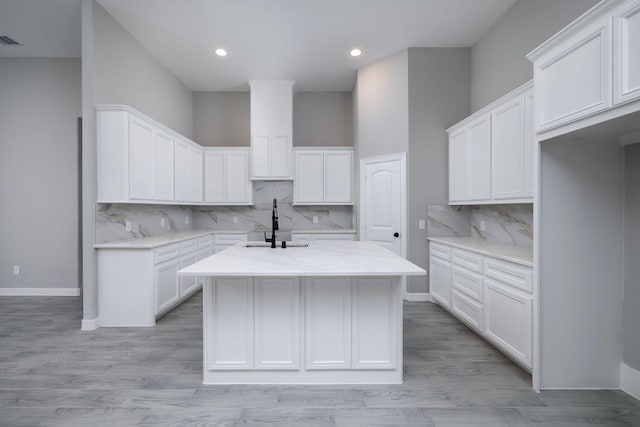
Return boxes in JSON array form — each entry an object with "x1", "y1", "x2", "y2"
[{"x1": 244, "y1": 242, "x2": 309, "y2": 248}]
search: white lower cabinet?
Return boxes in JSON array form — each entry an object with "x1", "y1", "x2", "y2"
[
  {"x1": 427, "y1": 240, "x2": 533, "y2": 370},
  {"x1": 155, "y1": 258, "x2": 181, "y2": 315},
  {"x1": 179, "y1": 251, "x2": 200, "y2": 298}
]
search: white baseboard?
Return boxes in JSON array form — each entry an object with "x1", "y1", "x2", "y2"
[
  {"x1": 0, "y1": 288, "x2": 81, "y2": 297},
  {"x1": 621, "y1": 363, "x2": 640, "y2": 400},
  {"x1": 81, "y1": 318, "x2": 100, "y2": 331},
  {"x1": 403, "y1": 293, "x2": 433, "y2": 302}
]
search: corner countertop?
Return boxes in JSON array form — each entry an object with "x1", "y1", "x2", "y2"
[
  {"x1": 427, "y1": 237, "x2": 533, "y2": 267},
  {"x1": 179, "y1": 240, "x2": 426, "y2": 277}
]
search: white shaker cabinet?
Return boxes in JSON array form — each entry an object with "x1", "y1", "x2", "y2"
[
  {"x1": 491, "y1": 97, "x2": 525, "y2": 200},
  {"x1": 293, "y1": 148, "x2": 354, "y2": 205},
  {"x1": 249, "y1": 81, "x2": 295, "y2": 180},
  {"x1": 204, "y1": 149, "x2": 253, "y2": 204},
  {"x1": 155, "y1": 257, "x2": 181, "y2": 315},
  {"x1": 614, "y1": 0, "x2": 640, "y2": 105},
  {"x1": 174, "y1": 138, "x2": 203, "y2": 203},
  {"x1": 428, "y1": 243, "x2": 452, "y2": 309}
]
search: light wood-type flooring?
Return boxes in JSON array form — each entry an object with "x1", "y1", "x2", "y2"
[{"x1": 1, "y1": 292, "x2": 639, "y2": 426}]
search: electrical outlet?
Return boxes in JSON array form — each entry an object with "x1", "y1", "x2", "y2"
[
  {"x1": 418, "y1": 219, "x2": 426, "y2": 230},
  {"x1": 185, "y1": 216, "x2": 190, "y2": 225},
  {"x1": 233, "y1": 216, "x2": 238, "y2": 224},
  {"x1": 479, "y1": 221, "x2": 486, "y2": 232},
  {"x1": 13, "y1": 265, "x2": 20, "y2": 275},
  {"x1": 312, "y1": 216, "x2": 318, "y2": 224},
  {"x1": 161, "y1": 218, "x2": 166, "y2": 227},
  {"x1": 125, "y1": 221, "x2": 132, "y2": 232}
]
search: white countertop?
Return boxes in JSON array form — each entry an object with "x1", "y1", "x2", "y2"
[
  {"x1": 427, "y1": 237, "x2": 533, "y2": 267},
  {"x1": 179, "y1": 240, "x2": 426, "y2": 277},
  {"x1": 291, "y1": 229, "x2": 356, "y2": 234},
  {"x1": 93, "y1": 230, "x2": 244, "y2": 249}
]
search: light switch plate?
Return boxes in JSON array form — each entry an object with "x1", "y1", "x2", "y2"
[
  {"x1": 125, "y1": 221, "x2": 132, "y2": 232},
  {"x1": 161, "y1": 218, "x2": 166, "y2": 227},
  {"x1": 233, "y1": 217, "x2": 238, "y2": 224},
  {"x1": 418, "y1": 220, "x2": 426, "y2": 229},
  {"x1": 480, "y1": 221, "x2": 486, "y2": 231},
  {"x1": 312, "y1": 216, "x2": 318, "y2": 224},
  {"x1": 13, "y1": 265, "x2": 20, "y2": 275}
]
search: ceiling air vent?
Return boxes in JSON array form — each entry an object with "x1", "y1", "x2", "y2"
[{"x1": 0, "y1": 35, "x2": 21, "y2": 46}]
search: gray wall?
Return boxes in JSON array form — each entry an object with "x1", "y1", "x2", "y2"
[
  {"x1": 355, "y1": 50, "x2": 409, "y2": 159},
  {"x1": 193, "y1": 92, "x2": 250, "y2": 147},
  {"x1": 624, "y1": 143, "x2": 640, "y2": 371},
  {"x1": 92, "y1": 2, "x2": 194, "y2": 138},
  {"x1": 0, "y1": 58, "x2": 81, "y2": 290},
  {"x1": 539, "y1": 138, "x2": 624, "y2": 388},
  {"x1": 293, "y1": 92, "x2": 353, "y2": 147},
  {"x1": 470, "y1": 0, "x2": 598, "y2": 112},
  {"x1": 407, "y1": 48, "x2": 470, "y2": 293}
]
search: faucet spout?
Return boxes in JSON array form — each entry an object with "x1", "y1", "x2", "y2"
[{"x1": 271, "y1": 198, "x2": 278, "y2": 248}]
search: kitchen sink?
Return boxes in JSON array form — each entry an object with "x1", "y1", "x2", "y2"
[{"x1": 244, "y1": 242, "x2": 309, "y2": 248}]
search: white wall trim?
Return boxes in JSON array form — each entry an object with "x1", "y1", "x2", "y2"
[
  {"x1": 0, "y1": 288, "x2": 81, "y2": 297},
  {"x1": 81, "y1": 318, "x2": 100, "y2": 331},
  {"x1": 621, "y1": 363, "x2": 640, "y2": 400},
  {"x1": 403, "y1": 293, "x2": 433, "y2": 302}
]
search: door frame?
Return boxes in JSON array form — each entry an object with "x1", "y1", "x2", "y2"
[{"x1": 359, "y1": 152, "x2": 408, "y2": 261}]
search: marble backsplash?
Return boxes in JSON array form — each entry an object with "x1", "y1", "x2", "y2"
[
  {"x1": 427, "y1": 204, "x2": 533, "y2": 247},
  {"x1": 95, "y1": 182, "x2": 354, "y2": 243}
]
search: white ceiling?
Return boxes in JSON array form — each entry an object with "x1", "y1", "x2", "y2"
[{"x1": 0, "y1": 0, "x2": 517, "y2": 92}]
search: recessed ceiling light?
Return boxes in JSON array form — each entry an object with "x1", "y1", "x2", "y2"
[
  {"x1": 214, "y1": 48, "x2": 228, "y2": 57},
  {"x1": 350, "y1": 48, "x2": 362, "y2": 57}
]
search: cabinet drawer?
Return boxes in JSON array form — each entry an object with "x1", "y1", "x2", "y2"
[
  {"x1": 180, "y1": 239, "x2": 198, "y2": 255},
  {"x1": 215, "y1": 234, "x2": 248, "y2": 245},
  {"x1": 452, "y1": 249, "x2": 483, "y2": 273},
  {"x1": 451, "y1": 290, "x2": 483, "y2": 331},
  {"x1": 197, "y1": 236, "x2": 213, "y2": 249},
  {"x1": 484, "y1": 258, "x2": 532, "y2": 293},
  {"x1": 429, "y1": 242, "x2": 451, "y2": 261},
  {"x1": 452, "y1": 266, "x2": 483, "y2": 302},
  {"x1": 154, "y1": 244, "x2": 180, "y2": 264}
]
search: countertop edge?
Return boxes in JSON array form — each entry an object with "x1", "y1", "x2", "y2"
[{"x1": 427, "y1": 237, "x2": 533, "y2": 267}]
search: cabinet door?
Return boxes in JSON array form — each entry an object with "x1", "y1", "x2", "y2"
[
  {"x1": 154, "y1": 258, "x2": 180, "y2": 315},
  {"x1": 324, "y1": 151, "x2": 353, "y2": 203},
  {"x1": 174, "y1": 139, "x2": 190, "y2": 202},
  {"x1": 226, "y1": 151, "x2": 251, "y2": 203},
  {"x1": 467, "y1": 115, "x2": 491, "y2": 201},
  {"x1": 179, "y1": 252, "x2": 199, "y2": 298},
  {"x1": 189, "y1": 147, "x2": 203, "y2": 203},
  {"x1": 535, "y1": 17, "x2": 611, "y2": 131},
  {"x1": 129, "y1": 116, "x2": 155, "y2": 200},
  {"x1": 448, "y1": 127, "x2": 468, "y2": 202},
  {"x1": 484, "y1": 278, "x2": 533, "y2": 368},
  {"x1": 154, "y1": 129, "x2": 174, "y2": 201},
  {"x1": 294, "y1": 151, "x2": 324, "y2": 203},
  {"x1": 251, "y1": 136, "x2": 270, "y2": 178},
  {"x1": 524, "y1": 92, "x2": 535, "y2": 197},
  {"x1": 429, "y1": 256, "x2": 451, "y2": 309},
  {"x1": 491, "y1": 97, "x2": 525, "y2": 200},
  {"x1": 614, "y1": 0, "x2": 640, "y2": 105},
  {"x1": 271, "y1": 135, "x2": 291, "y2": 178},
  {"x1": 305, "y1": 277, "x2": 351, "y2": 369},
  {"x1": 254, "y1": 277, "x2": 300, "y2": 370},
  {"x1": 204, "y1": 151, "x2": 226, "y2": 202}
]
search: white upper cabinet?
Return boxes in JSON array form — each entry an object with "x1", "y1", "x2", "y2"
[
  {"x1": 204, "y1": 148, "x2": 252, "y2": 205},
  {"x1": 129, "y1": 116, "x2": 155, "y2": 200},
  {"x1": 447, "y1": 82, "x2": 533, "y2": 205},
  {"x1": 528, "y1": 0, "x2": 640, "y2": 139},
  {"x1": 249, "y1": 81, "x2": 295, "y2": 180},
  {"x1": 293, "y1": 148, "x2": 353, "y2": 205},
  {"x1": 153, "y1": 129, "x2": 175, "y2": 201},
  {"x1": 174, "y1": 138, "x2": 202, "y2": 203}
]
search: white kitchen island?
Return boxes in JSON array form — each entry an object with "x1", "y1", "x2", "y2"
[{"x1": 179, "y1": 240, "x2": 425, "y2": 385}]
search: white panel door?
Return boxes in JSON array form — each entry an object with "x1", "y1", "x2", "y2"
[
  {"x1": 448, "y1": 128, "x2": 468, "y2": 202},
  {"x1": 524, "y1": 92, "x2": 535, "y2": 197},
  {"x1": 208, "y1": 278, "x2": 254, "y2": 369},
  {"x1": 467, "y1": 115, "x2": 491, "y2": 201},
  {"x1": 251, "y1": 136, "x2": 270, "y2": 178},
  {"x1": 294, "y1": 151, "x2": 324, "y2": 203},
  {"x1": 352, "y1": 278, "x2": 397, "y2": 369},
  {"x1": 226, "y1": 151, "x2": 251, "y2": 203},
  {"x1": 536, "y1": 18, "x2": 611, "y2": 131},
  {"x1": 305, "y1": 277, "x2": 351, "y2": 369},
  {"x1": 179, "y1": 252, "x2": 199, "y2": 297},
  {"x1": 271, "y1": 135, "x2": 291, "y2": 178},
  {"x1": 189, "y1": 147, "x2": 203, "y2": 203},
  {"x1": 204, "y1": 151, "x2": 226, "y2": 203},
  {"x1": 154, "y1": 259, "x2": 180, "y2": 315},
  {"x1": 614, "y1": 0, "x2": 640, "y2": 105},
  {"x1": 254, "y1": 278, "x2": 300, "y2": 369},
  {"x1": 484, "y1": 278, "x2": 533, "y2": 368},
  {"x1": 174, "y1": 139, "x2": 190, "y2": 202},
  {"x1": 154, "y1": 129, "x2": 174, "y2": 201},
  {"x1": 491, "y1": 97, "x2": 525, "y2": 200},
  {"x1": 363, "y1": 157, "x2": 402, "y2": 256},
  {"x1": 129, "y1": 116, "x2": 155, "y2": 200},
  {"x1": 324, "y1": 151, "x2": 353, "y2": 203},
  {"x1": 429, "y1": 256, "x2": 451, "y2": 309}
]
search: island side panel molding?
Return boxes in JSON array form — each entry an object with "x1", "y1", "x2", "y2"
[
  {"x1": 205, "y1": 278, "x2": 254, "y2": 370},
  {"x1": 305, "y1": 277, "x2": 352, "y2": 369},
  {"x1": 352, "y1": 277, "x2": 400, "y2": 369},
  {"x1": 254, "y1": 277, "x2": 301, "y2": 370}
]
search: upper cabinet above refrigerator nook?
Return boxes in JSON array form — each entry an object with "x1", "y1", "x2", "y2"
[{"x1": 249, "y1": 80, "x2": 295, "y2": 180}]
